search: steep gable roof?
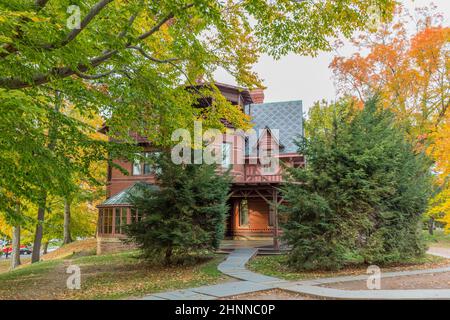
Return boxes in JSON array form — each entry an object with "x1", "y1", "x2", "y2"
[{"x1": 244, "y1": 100, "x2": 303, "y2": 155}]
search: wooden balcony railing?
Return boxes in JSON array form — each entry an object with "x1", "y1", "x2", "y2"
[{"x1": 243, "y1": 165, "x2": 283, "y2": 183}]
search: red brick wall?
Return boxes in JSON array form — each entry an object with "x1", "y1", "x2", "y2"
[
  {"x1": 249, "y1": 88, "x2": 265, "y2": 104},
  {"x1": 107, "y1": 149, "x2": 157, "y2": 197}
]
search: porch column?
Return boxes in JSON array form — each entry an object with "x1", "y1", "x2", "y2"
[
  {"x1": 231, "y1": 200, "x2": 239, "y2": 237},
  {"x1": 273, "y1": 189, "x2": 279, "y2": 251}
]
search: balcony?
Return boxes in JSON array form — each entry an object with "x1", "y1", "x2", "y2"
[{"x1": 242, "y1": 164, "x2": 283, "y2": 183}]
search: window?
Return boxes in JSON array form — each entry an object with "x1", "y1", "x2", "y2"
[
  {"x1": 136, "y1": 209, "x2": 142, "y2": 222},
  {"x1": 239, "y1": 199, "x2": 249, "y2": 226},
  {"x1": 260, "y1": 149, "x2": 277, "y2": 174},
  {"x1": 143, "y1": 152, "x2": 152, "y2": 175},
  {"x1": 222, "y1": 142, "x2": 232, "y2": 168},
  {"x1": 143, "y1": 152, "x2": 161, "y2": 175},
  {"x1": 132, "y1": 155, "x2": 142, "y2": 175},
  {"x1": 98, "y1": 209, "x2": 104, "y2": 234},
  {"x1": 107, "y1": 208, "x2": 113, "y2": 234},
  {"x1": 133, "y1": 152, "x2": 161, "y2": 175},
  {"x1": 100, "y1": 207, "x2": 129, "y2": 235},
  {"x1": 115, "y1": 208, "x2": 121, "y2": 234},
  {"x1": 131, "y1": 207, "x2": 142, "y2": 222},
  {"x1": 101, "y1": 208, "x2": 113, "y2": 234}
]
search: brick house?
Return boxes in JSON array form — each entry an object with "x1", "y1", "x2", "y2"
[{"x1": 96, "y1": 83, "x2": 303, "y2": 254}]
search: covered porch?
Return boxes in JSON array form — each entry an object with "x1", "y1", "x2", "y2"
[{"x1": 226, "y1": 184, "x2": 283, "y2": 250}]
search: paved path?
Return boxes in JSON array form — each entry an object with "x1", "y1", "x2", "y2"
[
  {"x1": 427, "y1": 247, "x2": 450, "y2": 259},
  {"x1": 217, "y1": 248, "x2": 287, "y2": 285},
  {"x1": 141, "y1": 248, "x2": 450, "y2": 300},
  {"x1": 143, "y1": 249, "x2": 283, "y2": 300},
  {"x1": 289, "y1": 266, "x2": 450, "y2": 286}
]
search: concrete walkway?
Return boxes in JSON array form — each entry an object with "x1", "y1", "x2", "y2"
[
  {"x1": 141, "y1": 248, "x2": 450, "y2": 300},
  {"x1": 217, "y1": 248, "x2": 287, "y2": 285},
  {"x1": 427, "y1": 247, "x2": 450, "y2": 259},
  {"x1": 142, "y1": 249, "x2": 283, "y2": 300}
]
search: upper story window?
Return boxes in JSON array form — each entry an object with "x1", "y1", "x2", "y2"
[
  {"x1": 222, "y1": 142, "x2": 232, "y2": 168},
  {"x1": 132, "y1": 155, "x2": 142, "y2": 175},
  {"x1": 133, "y1": 152, "x2": 161, "y2": 176},
  {"x1": 143, "y1": 152, "x2": 161, "y2": 174},
  {"x1": 259, "y1": 148, "x2": 279, "y2": 175}
]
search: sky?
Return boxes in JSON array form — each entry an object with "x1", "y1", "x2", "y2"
[{"x1": 215, "y1": 0, "x2": 450, "y2": 113}]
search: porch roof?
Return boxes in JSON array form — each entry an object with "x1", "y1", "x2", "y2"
[{"x1": 99, "y1": 181, "x2": 158, "y2": 207}]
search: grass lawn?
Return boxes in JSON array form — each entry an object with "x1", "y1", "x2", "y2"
[
  {"x1": 0, "y1": 256, "x2": 31, "y2": 274},
  {"x1": 0, "y1": 242, "x2": 229, "y2": 300},
  {"x1": 66, "y1": 251, "x2": 228, "y2": 300},
  {"x1": 248, "y1": 254, "x2": 450, "y2": 281},
  {"x1": 423, "y1": 229, "x2": 450, "y2": 248}
]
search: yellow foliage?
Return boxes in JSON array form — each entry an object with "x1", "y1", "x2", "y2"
[
  {"x1": 427, "y1": 111, "x2": 450, "y2": 233},
  {"x1": 0, "y1": 215, "x2": 11, "y2": 238}
]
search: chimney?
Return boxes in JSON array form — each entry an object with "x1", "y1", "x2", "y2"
[{"x1": 250, "y1": 88, "x2": 265, "y2": 104}]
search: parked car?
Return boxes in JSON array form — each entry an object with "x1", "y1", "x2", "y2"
[
  {"x1": 20, "y1": 246, "x2": 32, "y2": 255},
  {"x1": 2, "y1": 245, "x2": 32, "y2": 255}
]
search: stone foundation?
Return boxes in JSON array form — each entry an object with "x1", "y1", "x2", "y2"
[{"x1": 97, "y1": 236, "x2": 136, "y2": 255}]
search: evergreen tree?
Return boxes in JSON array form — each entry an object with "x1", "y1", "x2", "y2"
[
  {"x1": 125, "y1": 153, "x2": 231, "y2": 264},
  {"x1": 281, "y1": 98, "x2": 433, "y2": 270}
]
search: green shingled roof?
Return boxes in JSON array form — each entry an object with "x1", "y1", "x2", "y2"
[{"x1": 99, "y1": 181, "x2": 158, "y2": 206}]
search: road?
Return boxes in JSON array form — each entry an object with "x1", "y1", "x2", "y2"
[
  {"x1": 0, "y1": 253, "x2": 33, "y2": 260},
  {"x1": 0, "y1": 247, "x2": 58, "y2": 260}
]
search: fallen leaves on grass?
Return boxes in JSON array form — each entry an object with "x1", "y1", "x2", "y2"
[
  {"x1": 62, "y1": 254, "x2": 228, "y2": 300},
  {"x1": 42, "y1": 238, "x2": 97, "y2": 261},
  {"x1": 0, "y1": 250, "x2": 228, "y2": 300}
]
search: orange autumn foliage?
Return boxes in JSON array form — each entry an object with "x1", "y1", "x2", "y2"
[
  {"x1": 331, "y1": 5, "x2": 449, "y2": 138},
  {"x1": 330, "y1": 4, "x2": 450, "y2": 231}
]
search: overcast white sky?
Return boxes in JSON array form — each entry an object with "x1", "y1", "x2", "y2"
[{"x1": 215, "y1": 0, "x2": 450, "y2": 113}]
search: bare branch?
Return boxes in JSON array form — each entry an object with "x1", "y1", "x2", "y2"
[
  {"x1": 44, "y1": 0, "x2": 114, "y2": 49},
  {"x1": 73, "y1": 69, "x2": 115, "y2": 80},
  {"x1": 0, "y1": 49, "x2": 117, "y2": 89},
  {"x1": 127, "y1": 45, "x2": 179, "y2": 63}
]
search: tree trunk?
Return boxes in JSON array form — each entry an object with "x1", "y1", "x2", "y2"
[
  {"x1": 11, "y1": 206, "x2": 21, "y2": 269},
  {"x1": 43, "y1": 241, "x2": 49, "y2": 255},
  {"x1": 31, "y1": 195, "x2": 46, "y2": 263},
  {"x1": 31, "y1": 92, "x2": 60, "y2": 264},
  {"x1": 11, "y1": 225, "x2": 21, "y2": 268},
  {"x1": 165, "y1": 246, "x2": 173, "y2": 265},
  {"x1": 428, "y1": 217, "x2": 435, "y2": 235},
  {"x1": 63, "y1": 198, "x2": 73, "y2": 245}
]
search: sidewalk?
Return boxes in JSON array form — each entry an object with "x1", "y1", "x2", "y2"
[
  {"x1": 427, "y1": 247, "x2": 450, "y2": 259},
  {"x1": 143, "y1": 249, "x2": 283, "y2": 300},
  {"x1": 141, "y1": 248, "x2": 450, "y2": 300}
]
